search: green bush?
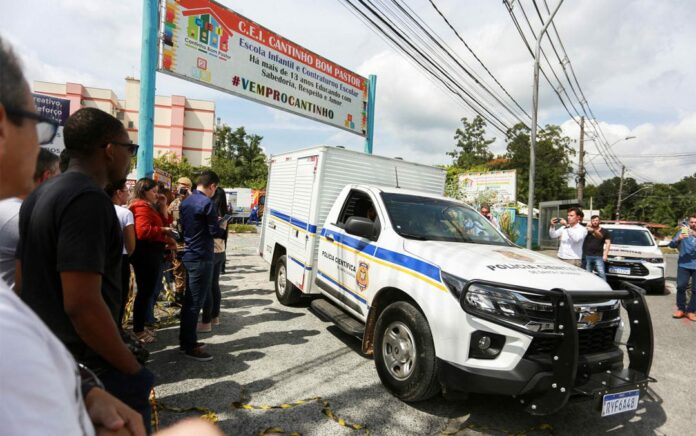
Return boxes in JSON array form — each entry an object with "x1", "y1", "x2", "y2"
[{"x1": 228, "y1": 224, "x2": 257, "y2": 233}]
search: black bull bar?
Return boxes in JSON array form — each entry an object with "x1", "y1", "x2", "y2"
[{"x1": 459, "y1": 280, "x2": 655, "y2": 415}]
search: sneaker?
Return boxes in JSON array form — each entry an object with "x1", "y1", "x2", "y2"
[
  {"x1": 178, "y1": 342, "x2": 205, "y2": 353},
  {"x1": 687, "y1": 313, "x2": 696, "y2": 322},
  {"x1": 197, "y1": 322, "x2": 212, "y2": 333},
  {"x1": 211, "y1": 317, "x2": 220, "y2": 326},
  {"x1": 673, "y1": 310, "x2": 686, "y2": 319},
  {"x1": 184, "y1": 347, "x2": 213, "y2": 361}
]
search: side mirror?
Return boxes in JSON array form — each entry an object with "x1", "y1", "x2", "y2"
[{"x1": 345, "y1": 216, "x2": 376, "y2": 240}]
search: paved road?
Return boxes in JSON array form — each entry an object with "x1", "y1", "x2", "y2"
[{"x1": 149, "y1": 234, "x2": 693, "y2": 435}]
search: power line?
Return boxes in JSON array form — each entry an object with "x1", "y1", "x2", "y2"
[
  {"x1": 427, "y1": 0, "x2": 532, "y2": 123},
  {"x1": 340, "y1": 0, "x2": 513, "y2": 133}
]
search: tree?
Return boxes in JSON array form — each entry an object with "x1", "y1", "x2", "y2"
[
  {"x1": 153, "y1": 152, "x2": 199, "y2": 183},
  {"x1": 593, "y1": 176, "x2": 638, "y2": 219},
  {"x1": 447, "y1": 115, "x2": 495, "y2": 169},
  {"x1": 500, "y1": 123, "x2": 575, "y2": 204},
  {"x1": 212, "y1": 125, "x2": 268, "y2": 188}
]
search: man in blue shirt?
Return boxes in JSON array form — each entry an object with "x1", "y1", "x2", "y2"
[
  {"x1": 669, "y1": 214, "x2": 696, "y2": 321},
  {"x1": 179, "y1": 170, "x2": 226, "y2": 360}
]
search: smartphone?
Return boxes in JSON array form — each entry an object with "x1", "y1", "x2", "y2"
[
  {"x1": 178, "y1": 187, "x2": 187, "y2": 196},
  {"x1": 681, "y1": 226, "x2": 689, "y2": 236}
]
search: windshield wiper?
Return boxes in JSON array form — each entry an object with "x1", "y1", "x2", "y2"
[{"x1": 399, "y1": 232, "x2": 428, "y2": 240}]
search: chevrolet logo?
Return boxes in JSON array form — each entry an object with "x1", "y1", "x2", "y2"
[{"x1": 577, "y1": 308, "x2": 603, "y2": 328}]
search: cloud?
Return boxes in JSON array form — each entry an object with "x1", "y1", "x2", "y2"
[{"x1": 2, "y1": 0, "x2": 694, "y2": 185}]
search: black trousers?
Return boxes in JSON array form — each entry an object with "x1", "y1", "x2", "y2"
[{"x1": 129, "y1": 240, "x2": 164, "y2": 333}]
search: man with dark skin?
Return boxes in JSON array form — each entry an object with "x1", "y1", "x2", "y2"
[{"x1": 16, "y1": 107, "x2": 155, "y2": 430}]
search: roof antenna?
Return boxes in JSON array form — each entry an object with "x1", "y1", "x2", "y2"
[{"x1": 394, "y1": 167, "x2": 400, "y2": 188}]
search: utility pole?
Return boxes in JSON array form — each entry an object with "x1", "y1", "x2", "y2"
[
  {"x1": 527, "y1": 0, "x2": 564, "y2": 249},
  {"x1": 577, "y1": 116, "x2": 585, "y2": 203},
  {"x1": 615, "y1": 165, "x2": 626, "y2": 220}
]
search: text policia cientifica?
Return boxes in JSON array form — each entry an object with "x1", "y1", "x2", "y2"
[{"x1": 239, "y1": 77, "x2": 335, "y2": 120}]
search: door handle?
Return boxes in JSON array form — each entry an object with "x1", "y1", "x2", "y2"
[{"x1": 269, "y1": 222, "x2": 276, "y2": 229}]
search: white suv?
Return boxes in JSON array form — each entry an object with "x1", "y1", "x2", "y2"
[{"x1": 602, "y1": 224, "x2": 665, "y2": 294}]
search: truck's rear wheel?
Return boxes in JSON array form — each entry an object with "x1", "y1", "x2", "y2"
[
  {"x1": 374, "y1": 301, "x2": 440, "y2": 401},
  {"x1": 275, "y1": 255, "x2": 301, "y2": 305}
]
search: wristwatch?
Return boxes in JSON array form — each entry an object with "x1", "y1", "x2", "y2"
[{"x1": 78, "y1": 363, "x2": 105, "y2": 398}]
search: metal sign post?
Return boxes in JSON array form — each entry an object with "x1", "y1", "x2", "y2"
[
  {"x1": 136, "y1": 0, "x2": 158, "y2": 179},
  {"x1": 364, "y1": 74, "x2": 377, "y2": 154}
]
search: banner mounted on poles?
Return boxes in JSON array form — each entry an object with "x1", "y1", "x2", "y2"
[{"x1": 159, "y1": 0, "x2": 369, "y2": 137}]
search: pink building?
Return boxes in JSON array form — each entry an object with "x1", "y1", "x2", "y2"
[{"x1": 33, "y1": 78, "x2": 215, "y2": 166}]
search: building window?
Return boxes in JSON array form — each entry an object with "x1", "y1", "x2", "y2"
[
  {"x1": 117, "y1": 111, "x2": 124, "y2": 120},
  {"x1": 128, "y1": 121, "x2": 134, "y2": 128}
]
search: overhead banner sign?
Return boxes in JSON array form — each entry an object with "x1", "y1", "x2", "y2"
[
  {"x1": 159, "y1": 0, "x2": 369, "y2": 136},
  {"x1": 33, "y1": 93, "x2": 70, "y2": 155},
  {"x1": 458, "y1": 170, "x2": 517, "y2": 205}
]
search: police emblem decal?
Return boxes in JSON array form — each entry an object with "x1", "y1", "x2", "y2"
[{"x1": 356, "y1": 262, "x2": 370, "y2": 291}]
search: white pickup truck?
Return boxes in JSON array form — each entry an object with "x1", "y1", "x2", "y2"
[{"x1": 259, "y1": 146, "x2": 654, "y2": 416}]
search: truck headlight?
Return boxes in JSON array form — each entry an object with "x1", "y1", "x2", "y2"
[{"x1": 442, "y1": 272, "x2": 551, "y2": 331}]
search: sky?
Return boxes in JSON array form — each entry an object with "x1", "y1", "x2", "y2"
[{"x1": 2, "y1": 0, "x2": 695, "y2": 185}]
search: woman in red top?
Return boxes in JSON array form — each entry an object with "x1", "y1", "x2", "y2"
[{"x1": 129, "y1": 178, "x2": 173, "y2": 343}]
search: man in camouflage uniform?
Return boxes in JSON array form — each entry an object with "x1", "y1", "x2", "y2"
[{"x1": 168, "y1": 177, "x2": 192, "y2": 301}]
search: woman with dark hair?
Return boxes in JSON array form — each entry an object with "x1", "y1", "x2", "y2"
[
  {"x1": 128, "y1": 178, "x2": 173, "y2": 343},
  {"x1": 199, "y1": 187, "x2": 228, "y2": 332},
  {"x1": 105, "y1": 179, "x2": 136, "y2": 330}
]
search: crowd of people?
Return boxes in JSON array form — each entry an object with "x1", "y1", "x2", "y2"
[
  {"x1": 549, "y1": 207, "x2": 696, "y2": 321},
  {"x1": 0, "y1": 38, "x2": 222, "y2": 434}
]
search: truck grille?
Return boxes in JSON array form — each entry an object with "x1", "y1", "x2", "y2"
[{"x1": 525, "y1": 326, "x2": 618, "y2": 356}]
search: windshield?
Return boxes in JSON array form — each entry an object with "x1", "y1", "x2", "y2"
[
  {"x1": 605, "y1": 228, "x2": 654, "y2": 247},
  {"x1": 380, "y1": 193, "x2": 510, "y2": 245}
]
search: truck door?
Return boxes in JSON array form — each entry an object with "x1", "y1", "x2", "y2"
[
  {"x1": 286, "y1": 155, "x2": 318, "y2": 291},
  {"x1": 317, "y1": 189, "x2": 379, "y2": 319}
]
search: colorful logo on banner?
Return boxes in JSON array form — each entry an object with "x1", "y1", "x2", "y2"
[{"x1": 162, "y1": 2, "x2": 232, "y2": 83}]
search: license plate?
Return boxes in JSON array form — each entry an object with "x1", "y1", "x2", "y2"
[
  {"x1": 601, "y1": 389, "x2": 640, "y2": 417},
  {"x1": 608, "y1": 266, "x2": 631, "y2": 275}
]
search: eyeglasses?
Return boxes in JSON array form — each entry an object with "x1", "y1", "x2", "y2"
[
  {"x1": 5, "y1": 108, "x2": 59, "y2": 145},
  {"x1": 107, "y1": 141, "x2": 140, "y2": 157}
]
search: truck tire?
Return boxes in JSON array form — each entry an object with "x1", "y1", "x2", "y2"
[
  {"x1": 275, "y1": 255, "x2": 301, "y2": 306},
  {"x1": 374, "y1": 301, "x2": 440, "y2": 402}
]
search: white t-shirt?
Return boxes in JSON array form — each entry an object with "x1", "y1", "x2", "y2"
[
  {"x1": 114, "y1": 205, "x2": 134, "y2": 255},
  {"x1": 0, "y1": 285, "x2": 95, "y2": 435},
  {"x1": 549, "y1": 223, "x2": 587, "y2": 260},
  {"x1": 0, "y1": 197, "x2": 22, "y2": 289}
]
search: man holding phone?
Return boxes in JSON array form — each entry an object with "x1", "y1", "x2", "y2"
[
  {"x1": 480, "y1": 204, "x2": 499, "y2": 229},
  {"x1": 582, "y1": 215, "x2": 611, "y2": 280},
  {"x1": 548, "y1": 207, "x2": 586, "y2": 267},
  {"x1": 669, "y1": 214, "x2": 696, "y2": 321}
]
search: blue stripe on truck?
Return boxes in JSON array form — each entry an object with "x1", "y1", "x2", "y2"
[
  {"x1": 269, "y1": 209, "x2": 317, "y2": 234},
  {"x1": 320, "y1": 228, "x2": 442, "y2": 283}
]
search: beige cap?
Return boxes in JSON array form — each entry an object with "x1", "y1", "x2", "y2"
[{"x1": 177, "y1": 177, "x2": 192, "y2": 187}]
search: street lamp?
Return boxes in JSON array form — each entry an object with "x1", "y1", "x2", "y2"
[
  {"x1": 616, "y1": 184, "x2": 653, "y2": 221},
  {"x1": 586, "y1": 135, "x2": 637, "y2": 165},
  {"x1": 527, "y1": 0, "x2": 564, "y2": 249}
]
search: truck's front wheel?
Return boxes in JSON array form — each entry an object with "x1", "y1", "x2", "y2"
[
  {"x1": 374, "y1": 301, "x2": 440, "y2": 401},
  {"x1": 275, "y1": 255, "x2": 301, "y2": 305}
]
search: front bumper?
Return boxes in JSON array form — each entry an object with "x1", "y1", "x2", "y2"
[{"x1": 452, "y1": 280, "x2": 655, "y2": 415}]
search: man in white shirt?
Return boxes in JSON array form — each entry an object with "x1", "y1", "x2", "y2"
[{"x1": 548, "y1": 207, "x2": 586, "y2": 267}]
